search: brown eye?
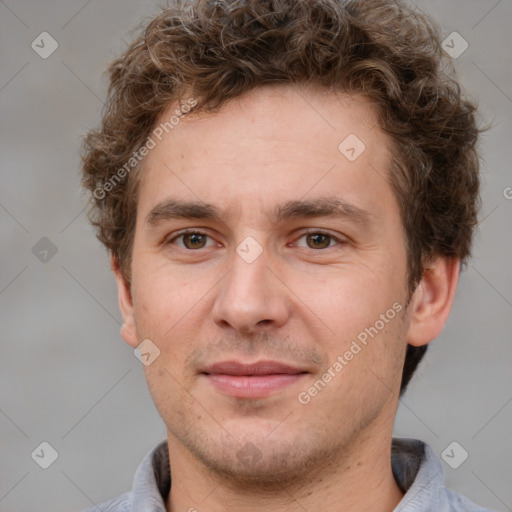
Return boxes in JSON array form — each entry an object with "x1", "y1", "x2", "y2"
[
  {"x1": 166, "y1": 230, "x2": 215, "y2": 250},
  {"x1": 305, "y1": 233, "x2": 333, "y2": 249},
  {"x1": 182, "y1": 232, "x2": 208, "y2": 249}
]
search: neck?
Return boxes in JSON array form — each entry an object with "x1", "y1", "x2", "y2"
[{"x1": 165, "y1": 424, "x2": 404, "y2": 512}]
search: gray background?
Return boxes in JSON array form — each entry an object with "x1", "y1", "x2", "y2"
[{"x1": 1, "y1": 1, "x2": 511, "y2": 511}]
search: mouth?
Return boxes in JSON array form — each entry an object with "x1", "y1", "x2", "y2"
[{"x1": 200, "y1": 360, "x2": 309, "y2": 399}]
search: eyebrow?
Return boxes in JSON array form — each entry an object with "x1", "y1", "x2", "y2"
[{"x1": 145, "y1": 197, "x2": 374, "y2": 227}]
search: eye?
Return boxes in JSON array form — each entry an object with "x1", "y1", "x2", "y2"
[
  {"x1": 166, "y1": 230, "x2": 217, "y2": 250},
  {"x1": 165, "y1": 229, "x2": 345, "y2": 251},
  {"x1": 293, "y1": 231, "x2": 344, "y2": 250}
]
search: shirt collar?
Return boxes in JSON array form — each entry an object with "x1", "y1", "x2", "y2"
[
  {"x1": 392, "y1": 438, "x2": 445, "y2": 510},
  {"x1": 130, "y1": 439, "x2": 170, "y2": 511}
]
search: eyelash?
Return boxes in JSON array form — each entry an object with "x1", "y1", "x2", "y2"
[{"x1": 165, "y1": 228, "x2": 346, "y2": 250}]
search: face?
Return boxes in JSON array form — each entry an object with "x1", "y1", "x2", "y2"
[{"x1": 118, "y1": 85, "x2": 415, "y2": 485}]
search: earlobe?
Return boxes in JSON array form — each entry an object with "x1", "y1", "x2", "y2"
[
  {"x1": 406, "y1": 257, "x2": 460, "y2": 347},
  {"x1": 111, "y1": 255, "x2": 139, "y2": 348}
]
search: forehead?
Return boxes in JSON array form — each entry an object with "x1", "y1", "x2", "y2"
[
  {"x1": 137, "y1": 85, "x2": 396, "y2": 223},
  {"x1": 159, "y1": 85, "x2": 384, "y2": 156}
]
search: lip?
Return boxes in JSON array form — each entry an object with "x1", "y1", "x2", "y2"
[{"x1": 200, "y1": 360, "x2": 308, "y2": 398}]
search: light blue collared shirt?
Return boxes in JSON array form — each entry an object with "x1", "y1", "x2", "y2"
[{"x1": 83, "y1": 438, "x2": 495, "y2": 511}]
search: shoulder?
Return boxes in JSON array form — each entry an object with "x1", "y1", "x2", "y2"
[
  {"x1": 81, "y1": 491, "x2": 131, "y2": 512},
  {"x1": 444, "y1": 487, "x2": 497, "y2": 512},
  {"x1": 392, "y1": 438, "x2": 498, "y2": 512}
]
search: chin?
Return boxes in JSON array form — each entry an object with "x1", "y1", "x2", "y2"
[{"x1": 179, "y1": 425, "x2": 340, "y2": 489}]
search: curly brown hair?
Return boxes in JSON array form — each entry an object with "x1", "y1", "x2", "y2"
[{"x1": 81, "y1": 0, "x2": 484, "y2": 394}]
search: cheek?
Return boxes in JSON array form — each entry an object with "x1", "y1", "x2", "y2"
[
  {"x1": 131, "y1": 257, "x2": 201, "y2": 328},
  {"x1": 292, "y1": 262, "x2": 408, "y2": 394},
  {"x1": 130, "y1": 256, "x2": 215, "y2": 378},
  {"x1": 291, "y1": 265, "x2": 399, "y2": 336},
  {"x1": 143, "y1": 362, "x2": 199, "y2": 429}
]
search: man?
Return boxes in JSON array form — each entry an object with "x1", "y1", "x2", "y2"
[{"x1": 81, "y1": 0, "x2": 492, "y2": 510}]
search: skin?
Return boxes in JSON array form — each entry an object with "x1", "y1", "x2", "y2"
[{"x1": 114, "y1": 85, "x2": 459, "y2": 512}]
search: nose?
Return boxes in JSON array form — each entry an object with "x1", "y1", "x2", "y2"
[{"x1": 211, "y1": 244, "x2": 290, "y2": 334}]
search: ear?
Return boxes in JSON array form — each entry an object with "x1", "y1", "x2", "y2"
[
  {"x1": 111, "y1": 255, "x2": 139, "y2": 348},
  {"x1": 406, "y1": 257, "x2": 460, "y2": 347}
]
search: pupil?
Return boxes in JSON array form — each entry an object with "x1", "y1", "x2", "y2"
[
  {"x1": 308, "y1": 234, "x2": 329, "y2": 249},
  {"x1": 186, "y1": 233, "x2": 205, "y2": 248}
]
